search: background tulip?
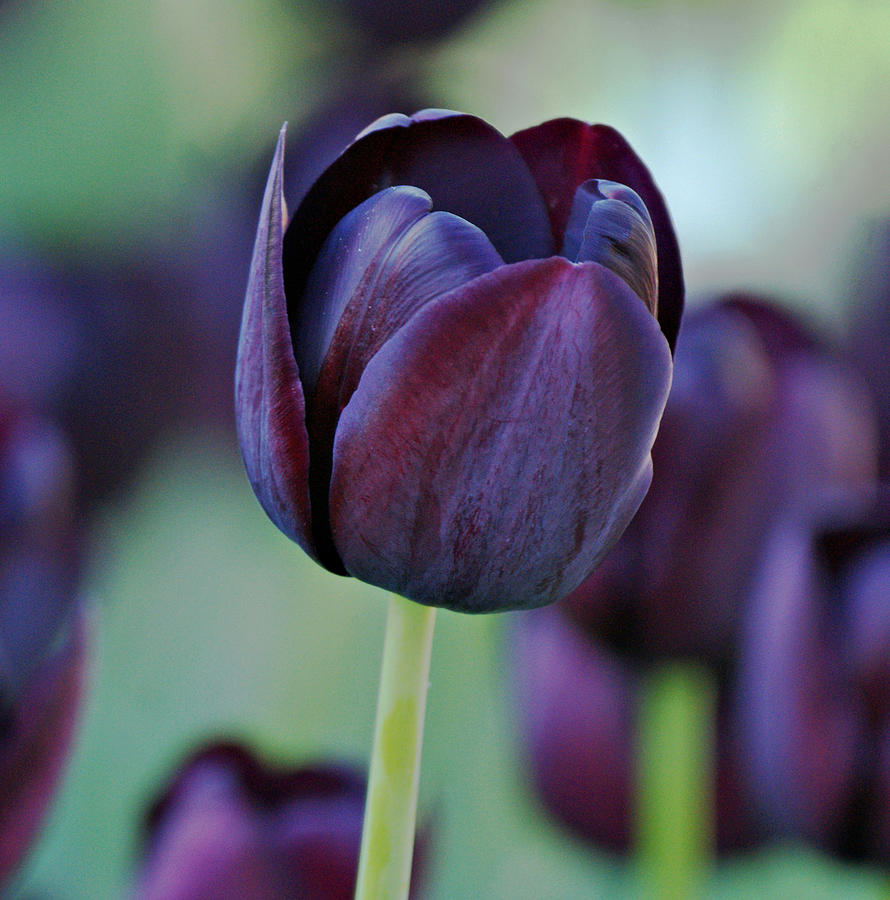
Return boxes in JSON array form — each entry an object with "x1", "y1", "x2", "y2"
[
  {"x1": 332, "y1": 0, "x2": 496, "y2": 45},
  {"x1": 563, "y1": 295, "x2": 876, "y2": 665},
  {"x1": 511, "y1": 296, "x2": 879, "y2": 858},
  {"x1": 236, "y1": 111, "x2": 683, "y2": 613},
  {"x1": 733, "y1": 489, "x2": 890, "y2": 861},
  {"x1": 846, "y1": 219, "x2": 890, "y2": 479},
  {"x1": 134, "y1": 743, "x2": 425, "y2": 900},
  {"x1": 0, "y1": 399, "x2": 88, "y2": 887}
]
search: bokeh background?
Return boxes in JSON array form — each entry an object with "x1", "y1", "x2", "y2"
[{"x1": 2, "y1": 0, "x2": 890, "y2": 896}]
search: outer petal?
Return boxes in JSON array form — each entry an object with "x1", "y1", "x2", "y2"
[
  {"x1": 235, "y1": 127, "x2": 319, "y2": 564},
  {"x1": 510, "y1": 119, "x2": 684, "y2": 350},
  {"x1": 329, "y1": 257, "x2": 672, "y2": 613},
  {"x1": 281, "y1": 111, "x2": 554, "y2": 319}
]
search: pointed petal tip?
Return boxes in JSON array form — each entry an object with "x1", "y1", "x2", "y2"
[
  {"x1": 563, "y1": 179, "x2": 659, "y2": 317},
  {"x1": 235, "y1": 122, "x2": 317, "y2": 566}
]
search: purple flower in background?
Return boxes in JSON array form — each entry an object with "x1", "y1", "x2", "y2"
[
  {"x1": 512, "y1": 606, "x2": 754, "y2": 854},
  {"x1": 0, "y1": 611, "x2": 87, "y2": 887},
  {"x1": 0, "y1": 248, "x2": 201, "y2": 511},
  {"x1": 511, "y1": 296, "x2": 878, "y2": 855},
  {"x1": 733, "y1": 488, "x2": 890, "y2": 861},
  {"x1": 846, "y1": 219, "x2": 890, "y2": 478},
  {"x1": 135, "y1": 743, "x2": 425, "y2": 899},
  {"x1": 0, "y1": 399, "x2": 88, "y2": 886},
  {"x1": 236, "y1": 111, "x2": 683, "y2": 612}
]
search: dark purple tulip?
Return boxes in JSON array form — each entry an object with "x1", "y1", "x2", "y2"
[
  {"x1": 236, "y1": 110, "x2": 683, "y2": 612},
  {"x1": 0, "y1": 399, "x2": 87, "y2": 885},
  {"x1": 846, "y1": 219, "x2": 890, "y2": 479},
  {"x1": 564, "y1": 295, "x2": 877, "y2": 663},
  {"x1": 135, "y1": 743, "x2": 424, "y2": 900},
  {"x1": 0, "y1": 247, "x2": 202, "y2": 511},
  {"x1": 512, "y1": 607, "x2": 635, "y2": 852},
  {"x1": 510, "y1": 296, "x2": 878, "y2": 857},
  {"x1": 733, "y1": 488, "x2": 890, "y2": 860},
  {"x1": 0, "y1": 609, "x2": 88, "y2": 887},
  {"x1": 0, "y1": 399, "x2": 80, "y2": 698}
]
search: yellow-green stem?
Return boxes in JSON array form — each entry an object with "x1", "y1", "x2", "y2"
[
  {"x1": 355, "y1": 593, "x2": 436, "y2": 900},
  {"x1": 637, "y1": 662, "x2": 715, "y2": 899}
]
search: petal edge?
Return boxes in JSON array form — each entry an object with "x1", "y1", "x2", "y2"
[{"x1": 235, "y1": 127, "x2": 319, "y2": 562}]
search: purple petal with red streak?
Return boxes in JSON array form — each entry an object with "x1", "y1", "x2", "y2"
[{"x1": 329, "y1": 257, "x2": 672, "y2": 612}]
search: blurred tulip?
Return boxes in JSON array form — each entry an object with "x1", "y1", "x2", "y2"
[
  {"x1": 733, "y1": 488, "x2": 890, "y2": 860},
  {"x1": 0, "y1": 399, "x2": 88, "y2": 886},
  {"x1": 512, "y1": 607, "x2": 634, "y2": 852},
  {"x1": 564, "y1": 295, "x2": 876, "y2": 664},
  {"x1": 135, "y1": 743, "x2": 424, "y2": 900},
  {"x1": 0, "y1": 247, "x2": 201, "y2": 511},
  {"x1": 846, "y1": 218, "x2": 890, "y2": 478},
  {"x1": 513, "y1": 605, "x2": 755, "y2": 856},
  {"x1": 237, "y1": 111, "x2": 683, "y2": 612},
  {"x1": 0, "y1": 610, "x2": 88, "y2": 887},
  {"x1": 511, "y1": 296, "x2": 878, "y2": 856}
]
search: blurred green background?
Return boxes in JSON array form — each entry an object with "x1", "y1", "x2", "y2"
[{"x1": 3, "y1": 0, "x2": 889, "y2": 896}]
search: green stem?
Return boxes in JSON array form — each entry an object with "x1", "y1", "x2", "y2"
[
  {"x1": 355, "y1": 593, "x2": 437, "y2": 900},
  {"x1": 636, "y1": 662, "x2": 715, "y2": 899}
]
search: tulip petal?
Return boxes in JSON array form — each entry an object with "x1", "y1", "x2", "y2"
[
  {"x1": 293, "y1": 186, "x2": 433, "y2": 396},
  {"x1": 329, "y1": 257, "x2": 672, "y2": 612},
  {"x1": 562, "y1": 179, "x2": 659, "y2": 317},
  {"x1": 235, "y1": 127, "x2": 319, "y2": 564},
  {"x1": 282, "y1": 111, "x2": 554, "y2": 320},
  {"x1": 298, "y1": 186, "x2": 504, "y2": 567},
  {"x1": 305, "y1": 188, "x2": 505, "y2": 409},
  {"x1": 511, "y1": 119, "x2": 684, "y2": 349}
]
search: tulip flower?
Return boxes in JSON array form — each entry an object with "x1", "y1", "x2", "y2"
[
  {"x1": 0, "y1": 399, "x2": 87, "y2": 887},
  {"x1": 846, "y1": 218, "x2": 890, "y2": 478},
  {"x1": 135, "y1": 744, "x2": 425, "y2": 900},
  {"x1": 733, "y1": 488, "x2": 890, "y2": 860},
  {"x1": 236, "y1": 110, "x2": 682, "y2": 614}
]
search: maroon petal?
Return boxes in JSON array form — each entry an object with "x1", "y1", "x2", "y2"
[
  {"x1": 561, "y1": 179, "x2": 659, "y2": 316},
  {"x1": 293, "y1": 186, "x2": 432, "y2": 396},
  {"x1": 510, "y1": 119, "x2": 684, "y2": 349},
  {"x1": 281, "y1": 111, "x2": 554, "y2": 322},
  {"x1": 329, "y1": 257, "x2": 672, "y2": 612},
  {"x1": 235, "y1": 127, "x2": 317, "y2": 563}
]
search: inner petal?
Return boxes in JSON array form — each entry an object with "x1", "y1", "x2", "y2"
[
  {"x1": 298, "y1": 184, "x2": 504, "y2": 559},
  {"x1": 293, "y1": 185, "x2": 432, "y2": 396},
  {"x1": 561, "y1": 179, "x2": 659, "y2": 317}
]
